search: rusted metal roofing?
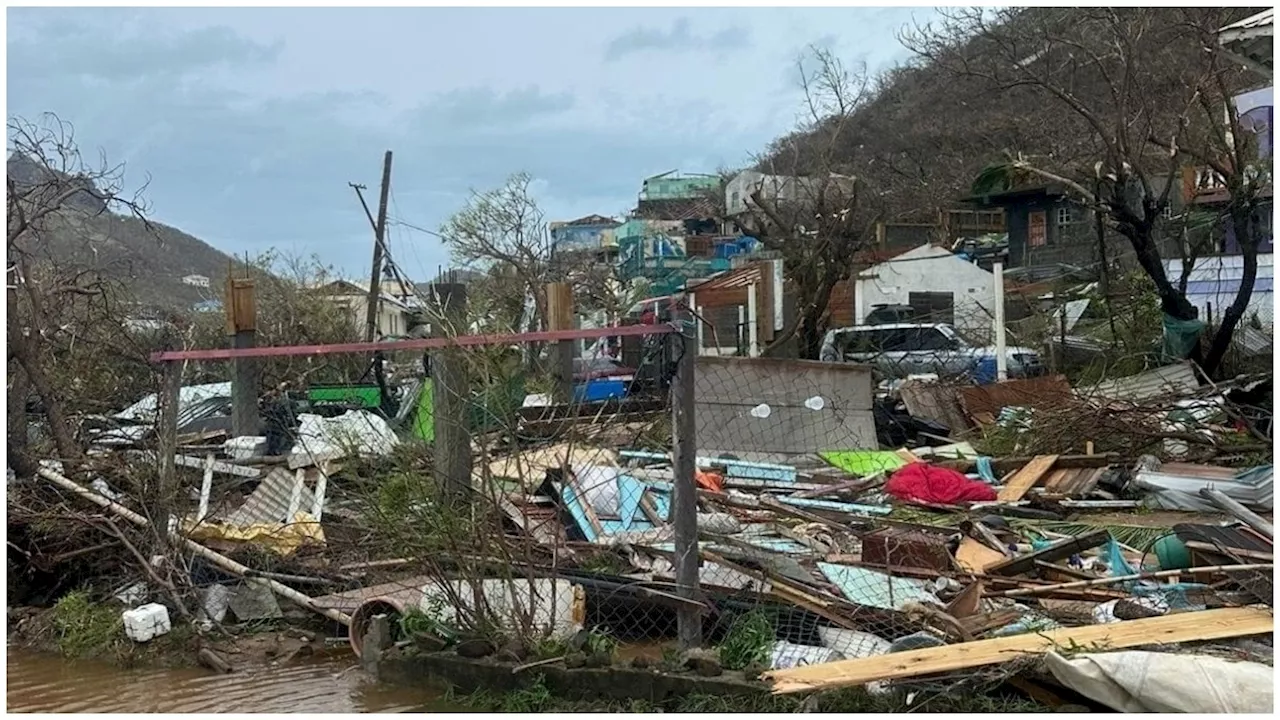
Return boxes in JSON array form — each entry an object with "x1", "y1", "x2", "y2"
[{"x1": 686, "y1": 263, "x2": 764, "y2": 293}]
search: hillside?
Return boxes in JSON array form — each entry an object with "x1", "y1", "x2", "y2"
[
  {"x1": 8, "y1": 153, "x2": 235, "y2": 311},
  {"x1": 758, "y1": 7, "x2": 1263, "y2": 224}
]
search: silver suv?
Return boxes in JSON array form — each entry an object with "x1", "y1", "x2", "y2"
[{"x1": 819, "y1": 323, "x2": 1044, "y2": 380}]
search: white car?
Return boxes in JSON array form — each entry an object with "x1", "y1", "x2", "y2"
[{"x1": 819, "y1": 323, "x2": 1045, "y2": 380}]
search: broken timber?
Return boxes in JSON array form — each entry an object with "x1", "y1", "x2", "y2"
[
  {"x1": 995, "y1": 454, "x2": 1058, "y2": 502},
  {"x1": 982, "y1": 528, "x2": 1110, "y2": 577},
  {"x1": 762, "y1": 606, "x2": 1274, "y2": 694}
]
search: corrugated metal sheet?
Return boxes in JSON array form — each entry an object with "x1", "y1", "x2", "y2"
[
  {"x1": 1086, "y1": 362, "x2": 1201, "y2": 403},
  {"x1": 687, "y1": 264, "x2": 764, "y2": 293},
  {"x1": 1134, "y1": 464, "x2": 1273, "y2": 511},
  {"x1": 223, "y1": 466, "x2": 317, "y2": 526},
  {"x1": 115, "y1": 382, "x2": 231, "y2": 423},
  {"x1": 817, "y1": 563, "x2": 940, "y2": 611}
]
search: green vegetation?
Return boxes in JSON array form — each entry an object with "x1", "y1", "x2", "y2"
[
  {"x1": 45, "y1": 590, "x2": 193, "y2": 667},
  {"x1": 51, "y1": 590, "x2": 122, "y2": 659},
  {"x1": 583, "y1": 626, "x2": 618, "y2": 659},
  {"x1": 716, "y1": 610, "x2": 774, "y2": 671}
]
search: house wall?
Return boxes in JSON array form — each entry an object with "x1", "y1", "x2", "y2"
[
  {"x1": 724, "y1": 171, "x2": 808, "y2": 216},
  {"x1": 551, "y1": 224, "x2": 618, "y2": 252},
  {"x1": 327, "y1": 293, "x2": 409, "y2": 339},
  {"x1": 855, "y1": 245, "x2": 996, "y2": 341},
  {"x1": 1004, "y1": 198, "x2": 1101, "y2": 268},
  {"x1": 1163, "y1": 253, "x2": 1274, "y2": 327}
]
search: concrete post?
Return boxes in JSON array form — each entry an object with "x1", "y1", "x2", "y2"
[
  {"x1": 670, "y1": 304, "x2": 702, "y2": 649},
  {"x1": 431, "y1": 283, "x2": 473, "y2": 501}
]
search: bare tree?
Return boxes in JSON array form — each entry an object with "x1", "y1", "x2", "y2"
[
  {"x1": 735, "y1": 47, "x2": 883, "y2": 359},
  {"x1": 439, "y1": 173, "x2": 556, "y2": 334},
  {"x1": 904, "y1": 7, "x2": 1268, "y2": 376},
  {"x1": 7, "y1": 114, "x2": 156, "y2": 475}
]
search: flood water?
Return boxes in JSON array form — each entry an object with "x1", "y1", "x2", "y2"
[{"x1": 5, "y1": 647, "x2": 459, "y2": 713}]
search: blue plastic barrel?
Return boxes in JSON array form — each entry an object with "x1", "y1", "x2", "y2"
[{"x1": 973, "y1": 356, "x2": 998, "y2": 385}]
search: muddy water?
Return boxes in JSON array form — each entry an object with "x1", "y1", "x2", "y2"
[{"x1": 5, "y1": 647, "x2": 460, "y2": 713}]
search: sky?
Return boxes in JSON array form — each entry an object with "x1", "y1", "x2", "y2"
[{"x1": 6, "y1": 6, "x2": 938, "y2": 279}]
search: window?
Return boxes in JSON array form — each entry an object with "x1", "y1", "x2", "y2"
[
  {"x1": 1028, "y1": 210, "x2": 1048, "y2": 247},
  {"x1": 1056, "y1": 206, "x2": 1074, "y2": 227},
  {"x1": 914, "y1": 327, "x2": 958, "y2": 351},
  {"x1": 908, "y1": 292, "x2": 955, "y2": 326},
  {"x1": 730, "y1": 190, "x2": 741, "y2": 211}
]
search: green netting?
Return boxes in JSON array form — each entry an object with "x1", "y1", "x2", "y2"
[
  {"x1": 1161, "y1": 312, "x2": 1205, "y2": 361},
  {"x1": 820, "y1": 450, "x2": 908, "y2": 477}
]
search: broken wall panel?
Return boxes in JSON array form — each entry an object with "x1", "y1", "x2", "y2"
[{"x1": 694, "y1": 357, "x2": 876, "y2": 461}]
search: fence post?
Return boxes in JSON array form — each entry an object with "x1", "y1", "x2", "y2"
[
  {"x1": 671, "y1": 303, "x2": 702, "y2": 649},
  {"x1": 155, "y1": 360, "x2": 182, "y2": 543},
  {"x1": 993, "y1": 260, "x2": 1008, "y2": 381},
  {"x1": 430, "y1": 283, "x2": 472, "y2": 502},
  {"x1": 546, "y1": 283, "x2": 574, "y2": 403},
  {"x1": 225, "y1": 275, "x2": 258, "y2": 436}
]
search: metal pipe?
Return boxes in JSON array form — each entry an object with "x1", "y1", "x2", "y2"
[
  {"x1": 1200, "y1": 487, "x2": 1274, "y2": 539},
  {"x1": 36, "y1": 466, "x2": 351, "y2": 626}
]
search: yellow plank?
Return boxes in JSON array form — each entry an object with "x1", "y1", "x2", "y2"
[
  {"x1": 996, "y1": 454, "x2": 1059, "y2": 502},
  {"x1": 762, "y1": 607, "x2": 1273, "y2": 694},
  {"x1": 955, "y1": 537, "x2": 1006, "y2": 573}
]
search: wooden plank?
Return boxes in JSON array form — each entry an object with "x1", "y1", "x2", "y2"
[
  {"x1": 763, "y1": 607, "x2": 1275, "y2": 694},
  {"x1": 789, "y1": 474, "x2": 881, "y2": 500},
  {"x1": 637, "y1": 492, "x2": 666, "y2": 527},
  {"x1": 955, "y1": 537, "x2": 1006, "y2": 573},
  {"x1": 701, "y1": 550, "x2": 860, "y2": 631},
  {"x1": 983, "y1": 528, "x2": 1111, "y2": 577},
  {"x1": 996, "y1": 455, "x2": 1059, "y2": 502},
  {"x1": 945, "y1": 581, "x2": 982, "y2": 618}
]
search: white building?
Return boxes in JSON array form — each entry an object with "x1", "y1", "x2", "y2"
[
  {"x1": 724, "y1": 170, "x2": 856, "y2": 217},
  {"x1": 312, "y1": 279, "x2": 415, "y2": 339},
  {"x1": 854, "y1": 244, "x2": 996, "y2": 341},
  {"x1": 182, "y1": 274, "x2": 211, "y2": 288}
]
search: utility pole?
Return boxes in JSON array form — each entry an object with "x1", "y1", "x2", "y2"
[{"x1": 360, "y1": 151, "x2": 394, "y2": 343}]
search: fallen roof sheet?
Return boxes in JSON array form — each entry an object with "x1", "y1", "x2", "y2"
[
  {"x1": 816, "y1": 562, "x2": 939, "y2": 611},
  {"x1": 1133, "y1": 465, "x2": 1273, "y2": 511},
  {"x1": 1084, "y1": 362, "x2": 1200, "y2": 404}
]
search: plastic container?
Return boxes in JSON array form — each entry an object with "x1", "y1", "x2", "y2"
[
  {"x1": 973, "y1": 356, "x2": 999, "y2": 385},
  {"x1": 574, "y1": 379, "x2": 628, "y2": 403},
  {"x1": 1153, "y1": 535, "x2": 1192, "y2": 570},
  {"x1": 122, "y1": 603, "x2": 171, "y2": 642}
]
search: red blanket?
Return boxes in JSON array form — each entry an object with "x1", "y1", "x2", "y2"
[{"x1": 885, "y1": 462, "x2": 997, "y2": 505}]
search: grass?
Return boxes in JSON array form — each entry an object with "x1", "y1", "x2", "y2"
[
  {"x1": 46, "y1": 590, "x2": 195, "y2": 667},
  {"x1": 716, "y1": 610, "x2": 774, "y2": 671},
  {"x1": 51, "y1": 590, "x2": 122, "y2": 659}
]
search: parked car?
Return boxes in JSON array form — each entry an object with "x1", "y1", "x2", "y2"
[
  {"x1": 863, "y1": 304, "x2": 917, "y2": 325},
  {"x1": 818, "y1": 323, "x2": 1045, "y2": 380}
]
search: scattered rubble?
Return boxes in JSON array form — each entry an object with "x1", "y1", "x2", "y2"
[{"x1": 9, "y1": 326, "x2": 1273, "y2": 711}]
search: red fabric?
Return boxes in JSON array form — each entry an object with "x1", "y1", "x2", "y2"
[
  {"x1": 885, "y1": 462, "x2": 997, "y2": 505},
  {"x1": 695, "y1": 470, "x2": 724, "y2": 492}
]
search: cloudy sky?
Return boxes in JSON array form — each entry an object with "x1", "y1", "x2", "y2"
[{"x1": 7, "y1": 6, "x2": 937, "y2": 278}]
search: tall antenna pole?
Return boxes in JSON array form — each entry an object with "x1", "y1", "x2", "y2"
[{"x1": 363, "y1": 151, "x2": 393, "y2": 342}]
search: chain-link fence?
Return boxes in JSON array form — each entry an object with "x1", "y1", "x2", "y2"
[{"x1": 43, "y1": 280, "x2": 1263, "y2": 705}]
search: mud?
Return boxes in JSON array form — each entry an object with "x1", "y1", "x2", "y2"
[{"x1": 5, "y1": 646, "x2": 459, "y2": 713}]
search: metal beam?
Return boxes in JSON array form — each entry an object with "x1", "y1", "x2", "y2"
[{"x1": 151, "y1": 323, "x2": 676, "y2": 363}]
